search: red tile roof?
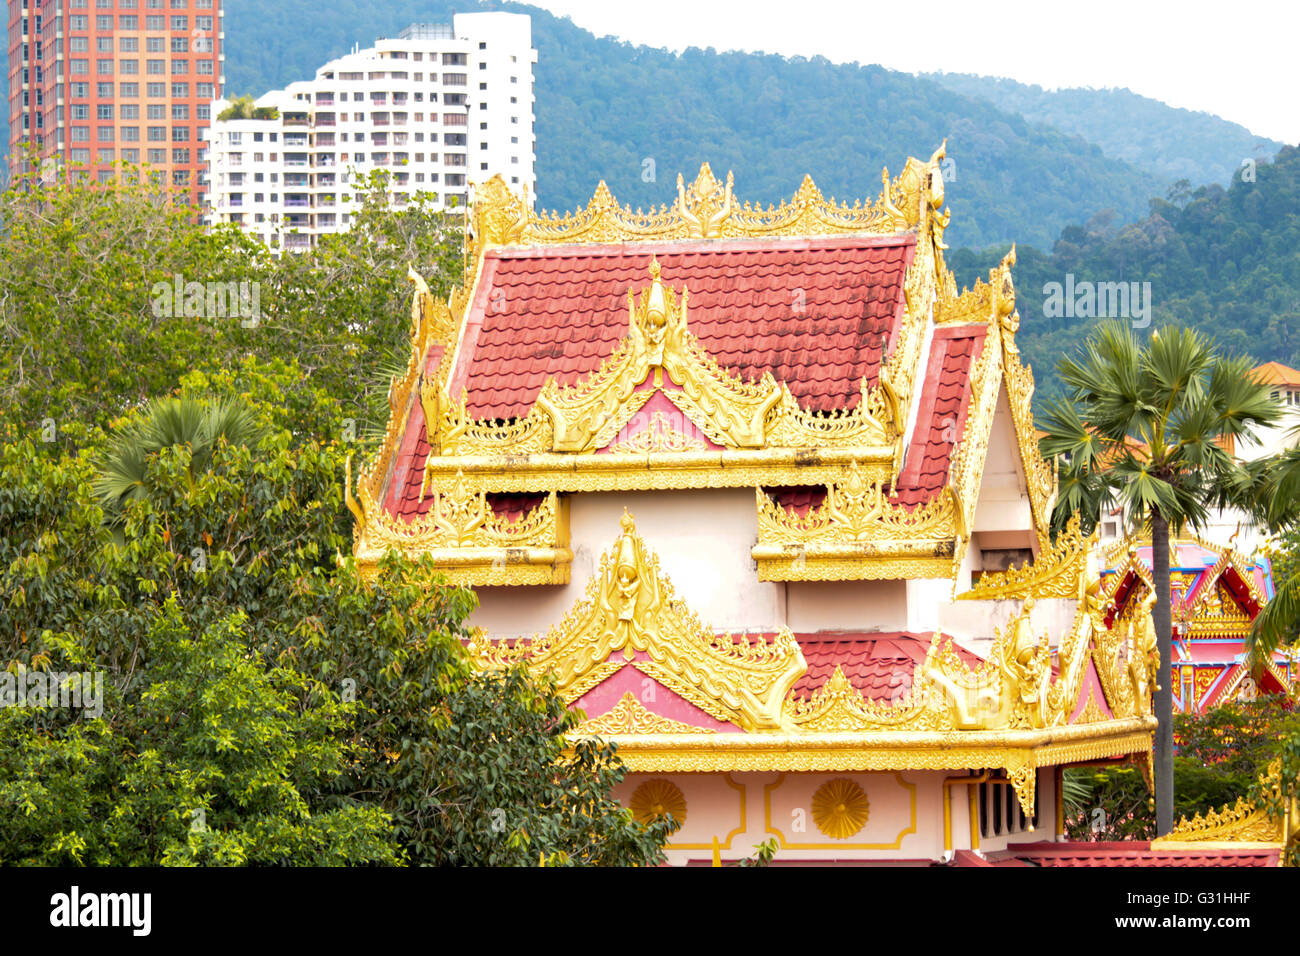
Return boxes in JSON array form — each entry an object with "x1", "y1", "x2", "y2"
[
  {"x1": 791, "y1": 631, "x2": 981, "y2": 700},
  {"x1": 895, "y1": 325, "x2": 987, "y2": 505},
  {"x1": 981, "y1": 841, "x2": 1281, "y2": 867},
  {"x1": 447, "y1": 236, "x2": 916, "y2": 419}
]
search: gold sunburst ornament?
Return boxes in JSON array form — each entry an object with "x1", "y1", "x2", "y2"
[
  {"x1": 812, "y1": 778, "x2": 870, "y2": 839},
  {"x1": 630, "y1": 779, "x2": 688, "y2": 827}
]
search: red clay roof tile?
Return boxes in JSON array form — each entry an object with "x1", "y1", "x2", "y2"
[
  {"x1": 447, "y1": 236, "x2": 915, "y2": 419},
  {"x1": 791, "y1": 631, "x2": 981, "y2": 701}
]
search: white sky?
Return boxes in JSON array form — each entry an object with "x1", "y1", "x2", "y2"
[{"x1": 523, "y1": 0, "x2": 1299, "y2": 145}]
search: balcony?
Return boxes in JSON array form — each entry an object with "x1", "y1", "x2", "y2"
[
  {"x1": 283, "y1": 114, "x2": 309, "y2": 127},
  {"x1": 315, "y1": 95, "x2": 334, "y2": 106}
]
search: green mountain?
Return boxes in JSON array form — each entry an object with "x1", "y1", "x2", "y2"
[
  {"x1": 926, "y1": 72, "x2": 1284, "y2": 188},
  {"x1": 215, "y1": 0, "x2": 1177, "y2": 248},
  {"x1": 4, "y1": 1, "x2": 1281, "y2": 251},
  {"x1": 948, "y1": 145, "x2": 1300, "y2": 408}
]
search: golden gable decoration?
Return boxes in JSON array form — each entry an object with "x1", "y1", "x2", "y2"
[
  {"x1": 466, "y1": 511, "x2": 808, "y2": 732},
  {"x1": 752, "y1": 461, "x2": 959, "y2": 581},
  {"x1": 575, "y1": 692, "x2": 715, "y2": 736},
  {"x1": 959, "y1": 514, "x2": 1094, "y2": 601},
  {"x1": 348, "y1": 466, "x2": 571, "y2": 586}
]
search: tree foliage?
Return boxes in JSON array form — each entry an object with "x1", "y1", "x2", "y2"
[{"x1": 0, "y1": 168, "x2": 669, "y2": 865}]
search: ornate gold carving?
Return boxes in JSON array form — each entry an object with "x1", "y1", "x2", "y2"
[
  {"x1": 352, "y1": 467, "x2": 571, "y2": 585},
  {"x1": 467, "y1": 512, "x2": 808, "y2": 732},
  {"x1": 608, "y1": 412, "x2": 708, "y2": 453},
  {"x1": 812, "y1": 778, "x2": 871, "y2": 839},
  {"x1": 1075, "y1": 691, "x2": 1109, "y2": 725},
  {"x1": 353, "y1": 269, "x2": 459, "y2": 535},
  {"x1": 471, "y1": 162, "x2": 931, "y2": 253},
  {"x1": 1157, "y1": 764, "x2": 1290, "y2": 846},
  {"x1": 758, "y1": 462, "x2": 958, "y2": 544},
  {"x1": 785, "y1": 666, "x2": 943, "y2": 733},
  {"x1": 753, "y1": 461, "x2": 959, "y2": 581},
  {"x1": 959, "y1": 514, "x2": 1093, "y2": 601},
  {"x1": 924, "y1": 599, "x2": 1053, "y2": 731},
  {"x1": 629, "y1": 778, "x2": 689, "y2": 826},
  {"x1": 598, "y1": 722, "x2": 1155, "y2": 776},
  {"x1": 577, "y1": 693, "x2": 714, "y2": 736},
  {"x1": 420, "y1": 448, "x2": 895, "y2": 496}
]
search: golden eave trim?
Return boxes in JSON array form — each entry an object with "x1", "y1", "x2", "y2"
[
  {"x1": 420, "y1": 446, "x2": 894, "y2": 495},
  {"x1": 578, "y1": 720, "x2": 1154, "y2": 772}
]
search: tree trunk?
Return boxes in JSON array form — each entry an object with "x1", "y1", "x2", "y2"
[{"x1": 1151, "y1": 508, "x2": 1175, "y2": 835}]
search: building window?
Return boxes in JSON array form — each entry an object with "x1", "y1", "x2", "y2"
[{"x1": 978, "y1": 781, "x2": 1039, "y2": 840}]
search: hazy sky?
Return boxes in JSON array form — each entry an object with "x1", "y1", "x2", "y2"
[{"x1": 525, "y1": 0, "x2": 1298, "y2": 145}]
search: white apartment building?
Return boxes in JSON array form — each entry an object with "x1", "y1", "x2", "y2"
[{"x1": 202, "y1": 12, "x2": 536, "y2": 250}]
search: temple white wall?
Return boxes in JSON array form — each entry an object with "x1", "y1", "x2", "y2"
[
  {"x1": 470, "y1": 384, "x2": 1052, "y2": 648},
  {"x1": 784, "y1": 579, "x2": 909, "y2": 633},
  {"x1": 470, "y1": 488, "x2": 784, "y2": 637},
  {"x1": 617, "y1": 766, "x2": 1056, "y2": 865}
]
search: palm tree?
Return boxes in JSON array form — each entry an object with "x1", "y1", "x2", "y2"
[
  {"x1": 1039, "y1": 321, "x2": 1282, "y2": 835},
  {"x1": 95, "y1": 396, "x2": 266, "y2": 518},
  {"x1": 1236, "y1": 443, "x2": 1300, "y2": 664}
]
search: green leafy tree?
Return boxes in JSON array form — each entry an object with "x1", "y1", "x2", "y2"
[
  {"x1": 0, "y1": 375, "x2": 669, "y2": 865},
  {"x1": 1040, "y1": 321, "x2": 1282, "y2": 834}
]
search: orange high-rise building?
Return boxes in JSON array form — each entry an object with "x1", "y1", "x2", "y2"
[{"x1": 7, "y1": 0, "x2": 223, "y2": 206}]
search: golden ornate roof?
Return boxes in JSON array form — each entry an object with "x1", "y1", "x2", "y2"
[
  {"x1": 463, "y1": 510, "x2": 1155, "y2": 815},
  {"x1": 350, "y1": 153, "x2": 1058, "y2": 585}
]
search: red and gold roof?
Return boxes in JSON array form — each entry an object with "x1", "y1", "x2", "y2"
[
  {"x1": 345, "y1": 152, "x2": 1157, "y2": 802},
  {"x1": 349, "y1": 149, "x2": 1057, "y2": 586}
]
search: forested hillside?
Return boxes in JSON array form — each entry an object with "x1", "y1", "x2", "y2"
[
  {"x1": 949, "y1": 145, "x2": 1300, "y2": 406},
  {"x1": 217, "y1": 0, "x2": 1157, "y2": 248},
  {"x1": 3, "y1": 1, "x2": 1282, "y2": 248},
  {"x1": 927, "y1": 73, "x2": 1284, "y2": 187}
]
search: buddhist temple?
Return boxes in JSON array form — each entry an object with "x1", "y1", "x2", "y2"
[
  {"x1": 1099, "y1": 535, "x2": 1294, "y2": 713},
  {"x1": 345, "y1": 150, "x2": 1286, "y2": 864}
]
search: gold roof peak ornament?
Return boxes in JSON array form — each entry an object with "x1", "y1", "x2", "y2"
[
  {"x1": 468, "y1": 512, "x2": 808, "y2": 732},
  {"x1": 464, "y1": 152, "x2": 949, "y2": 254}
]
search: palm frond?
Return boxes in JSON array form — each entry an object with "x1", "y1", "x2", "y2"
[{"x1": 1248, "y1": 570, "x2": 1300, "y2": 665}]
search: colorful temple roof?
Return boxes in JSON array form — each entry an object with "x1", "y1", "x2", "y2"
[
  {"x1": 346, "y1": 151, "x2": 1168, "y2": 835},
  {"x1": 1099, "y1": 535, "x2": 1294, "y2": 711}
]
